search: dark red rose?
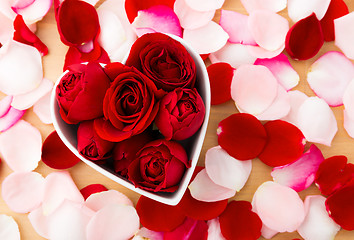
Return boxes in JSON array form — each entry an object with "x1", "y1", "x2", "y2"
[
  {"x1": 94, "y1": 62, "x2": 159, "y2": 142},
  {"x1": 128, "y1": 139, "x2": 190, "y2": 192},
  {"x1": 77, "y1": 120, "x2": 115, "y2": 161},
  {"x1": 155, "y1": 88, "x2": 205, "y2": 140},
  {"x1": 126, "y1": 33, "x2": 196, "y2": 94},
  {"x1": 56, "y1": 62, "x2": 111, "y2": 124}
]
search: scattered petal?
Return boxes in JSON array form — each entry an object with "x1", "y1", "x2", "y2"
[
  {"x1": 335, "y1": 12, "x2": 354, "y2": 60},
  {"x1": 184, "y1": 0, "x2": 225, "y2": 12},
  {"x1": 164, "y1": 217, "x2": 208, "y2": 240},
  {"x1": 307, "y1": 51, "x2": 354, "y2": 106},
  {"x1": 240, "y1": 0, "x2": 286, "y2": 13},
  {"x1": 207, "y1": 218, "x2": 226, "y2": 240},
  {"x1": 28, "y1": 206, "x2": 50, "y2": 238},
  {"x1": 0, "y1": 120, "x2": 41, "y2": 171},
  {"x1": 0, "y1": 95, "x2": 12, "y2": 118},
  {"x1": 260, "y1": 224, "x2": 278, "y2": 239},
  {"x1": 12, "y1": 0, "x2": 52, "y2": 24},
  {"x1": 33, "y1": 91, "x2": 52, "y2": 124},
  {"x1": 343, "y1": 79, "x2": 354, "y2": 120},
  {"x1": 0, "y1": 215, "x2": 20, "y2": 240},
  {"x1": 287, "y1": 0, "x2": 331, "y2": 22},
  {"x1": 281, "y1": 90, "x2": 309, "y2": 126},
  {"x1": 246, "y1": 44, "x2": 285, "y2": 59},
  {"x1": 183, "y1": 21, "x2": 229, "y2": 54},
  {"x1": 133, "y1": 228, "x2": 164, "y2": 240},
  {"x1": 80, "y1": 184, "x2": 108, "y2": 200},
  {"x1": 85, "y1": 190, "x2": 133, "y2": 212},
  {"x1": 0, "y1": 107, "x2": 25, "y2": 132},
  {"x1": 343, "y1": 109, "x2": 354, "y2": 138},
  {"x1": 0, "y1": 11, "x2": 14, "y2": 43},
  {"x1": 271, "y1": 145, "x2": 324, "y2": 191}
]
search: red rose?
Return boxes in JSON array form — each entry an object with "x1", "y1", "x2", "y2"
[
  {"x1": 56, "y1": 62, "x2": 110, "y2": 124},
  {"x1": 126, "y1": 33, "x2": 196, "y2": 93},
  {"x1": 155, "y1": 88, "x2": 205, "y2": 140},
  {"x1": 128, "y1": 139, "x2": 190, "y2": 192},
  {"x1": 94, "y1": 62, "x2": 159, "y2": 142},
  {"x1": 77, "y1": 120, "x2": 115, "y2": 161}
]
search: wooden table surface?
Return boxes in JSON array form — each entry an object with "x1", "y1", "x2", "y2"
[{"x1": 0, "y1": 0, "x2": 353, "y2": 239}]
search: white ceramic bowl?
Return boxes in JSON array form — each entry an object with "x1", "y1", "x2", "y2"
[{"x1": 50, "y1": 34, "x2": 210, "y2": 206}]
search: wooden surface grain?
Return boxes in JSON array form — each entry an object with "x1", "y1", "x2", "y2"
[{"x1": 0, "y1": 0, "x2": 353, "y2": 239}]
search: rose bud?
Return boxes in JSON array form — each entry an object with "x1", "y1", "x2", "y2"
[
  {"x1": 155, "y1": 88, "x2": 205, "y2": 140},
  {"x1": 94, "y1": 62, "x2": 159, "y2": 142},
  {"x1": 56, "y1": 62, "x2": 111, "y2": 124},
  {"x1": 125, "y1": 32, "x2": 196, "y2": 94},
  {"x1": 77, "y1": 120, "x2": 115, "y2": 161},
  {"x1": 128, "y1": 139, "x2": 190, "y2": 193}
]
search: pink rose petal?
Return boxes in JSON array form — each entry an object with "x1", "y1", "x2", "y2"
[
  {"x1": 298, "y1": 195, "x2": 341, "y2": 240},
  {"x1": 189, "y1": 168, "x2": 236, "y2": 202},
  {"x1": 174, "y1": 0, "x2": 215, "y2": 30},
  {"x1": 219, "y1": 10, "x2": 256, "y2": 45},
  {"x1": 207, "y1": 218, "x2": 226, "y2": 240},
  {"x1": 132, "y1": 5, "x2": 182, "y2": 37},
  {"x1": 343, "y1": 79, "x2": 354, "y2": 120},
  {"x1": 247, "y1": 44, "x2": 285, "y2": 59},
  {"x1": 281, "y1": 90, "x2": 309, "y2": 126},
  {"x1": 183, "y1": 21, "x2": 229, "y2": 54},
  {"x1": 12, "y1": 0, "x2": 52, "y2": 24},
  {"x1": 0, "y1": 107, "x2": 25, "y2": 132},
  {"x1": 343, "y1": 109, "x2": 354, "y2": 138},
  {"x1": 205, "y1": 146, "x2": 252, "y2": 191},
  {"x1": 184, "y1": 0, "x2": 225, "y2": 12},
  {"x1": 260, "y1": 224, "x2": 278, "y2": 239},
  {"x1": 252, "y1": 181, "x2": 305, "y2": 232},
  {"x1": 297, "y1": 97, "x2": 337, "y2": 146},
  {"x1": 248, "y1": 10, "x2": 289, "y2": 51},
  {"x1": 0, "y1": 120, "x2": 41, "y2": 171},
  {"x1": 2, "y1": 171, "x2": 45, "y2": 213},
  {"x1": 287, "y1": 0, "x2": 331, "y2": 22},
  {"x1": 335, "y1": 12, "x2": 354, "y2": 60},
  {"x1": 0, "y1": 215, "x2": 20, "y2": 240},
  {"x1": 209, "y1": 43, "x2": 257, "y2": 68},
  {"x1": 271, "y1": 145, "x2": 325, "y2": 192},
  {"x1": 307, "y1": 51, "x2": 354, "y2": 106},
  {"x1": 0, "y1": 11, "x2": 14, "y2": 43},
  {"x1": 0, "y1": 40, "x2": 42, "y2": 95},
  {"x1": 133, "y1": 228, "x2": 164, "y2": 240},
  {"x1": 85, "y1": 190, "x2": 133, "y2": 212},
  {"x1": 33, "y1": 91, "x2": 52, "y2": 124},
  {"x1": 28, "y1": 206, "x2": 50, "y2": 238},
  {"x1": 42, "y1": 171, "x2": 84, "y2": 215},
  {"x1": 86, "y1": 204, "x2": 140, "y2": 240},
  {"x1": 240, "y1": 0, "x2": 286, "y2": 13},
  {"x1": 254, "y1": 53, "x2": 300, "y2": 91},
  {"x1": 231, "y1": 64, "x2": 278, "y2": 116},
  {"x1": 0, "y1": 95, "x2": 12, "y2": 118}
]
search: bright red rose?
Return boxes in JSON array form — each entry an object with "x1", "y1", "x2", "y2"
[
  {"x1": 94, "y1": 62, "x2": 159, "y2": 142},
  {"x1": 128, "y1": 139, "x2": 190, "y2": 192},
  {"x1": 56, "y1": 62, "x2": 111, "y2": 124},
  {"x1": 126, "y1": 33, "x2": 196, "y2": 94},
  {"x1": 155, "y1": 88, "x2": 205, "y2": 140},
  {"x1": 77, "y1": 120, "x2": 115, "y2": 161}
]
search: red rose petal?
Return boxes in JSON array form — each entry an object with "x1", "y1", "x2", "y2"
[
  {"x1": 285, "y1": 13, "x2": 324, "y2": 60},
  {"x1": 136, "y1": 196, "x2": 186, "y2": 232},
  {"x1": 315, "y1": 155, "x2": 354, "y2": 196},
  {"x1": 320, "y1": 0, "x2": 349, "y2": 41},
  {"x1": 219, "y1": 201, "x2": 262, "y2": 240},
  {"x1": 326, "y1": 181, "x2": 354, "y2": 230},
  {"x1": 41, "y1": 131, "x2": 81, "y2": 169},
  {"x1": 217, "y1": 113, "x2": 267, "y2": 160},
  {"x1": 259, "y1": 120, "x2": 306, "y2": 167},
  {"x1": 164, "y1": 217, "x2": 208, "y2": 240},
  {"x1": 125, "y1": 0, "x2": 175, "y2": 23},
  {"x1": 207, "y1": 63, "x2": 234, "y2": 105},
  {"x1": 80, "y1": 184, "x2": 108, "y2": 200}
]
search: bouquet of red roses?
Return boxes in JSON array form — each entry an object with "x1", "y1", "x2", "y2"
[{"x1": 55, "y1": 33, "x2": 206, "y2": 193}]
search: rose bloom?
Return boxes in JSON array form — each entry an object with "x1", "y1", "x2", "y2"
[
  {"x1": 126, "y1": 32, "x2": 196, "y2": 93},
  {"x1": 128, "y1": 139, "x2": 190, "y2": 192},
  {"x1": 56, "y1": 62, "x2": 110, "y2": 124},
  {"x1": 155, "y1": 88, "x2": 205, "y2": 140},
  {"x1": 94, "y1": 62, "x2": 159, "y2": 142},
  {"x1": 77, "y1": 120, "x2": 115, "y2": 161}
]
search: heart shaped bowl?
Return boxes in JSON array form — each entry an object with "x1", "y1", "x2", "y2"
[{"x1": 50, "y1": 34, "x2": 210, "y2": 206}]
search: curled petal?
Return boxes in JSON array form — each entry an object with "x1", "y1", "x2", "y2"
[
  {"x1": 0, "y1": 107, "x2": 25, "y2": 132},
  {"x1": 85, "y1": 190, "x2": 133, "y2": 212},
  {"x1": 184, "y1": 0, "x2": 225, "y2": 12},
  {"x1": 335, "y1": 12, "x2": 354, "y2": 60},
  {"x1": 287, "y1": 0, "x2": 331, "y2": 22},
  {"x1": 281, "y1": 90, "x2": 308, "y2": 126},
  {"x1": 240, "y1": 0, "x2": 286, "y2": 13},
  {"x1": 0, "y1": 95, "x2": 12, "y2": 118},
  {"x1": 0, "y1": 215, "x2": 20, "y2": 240},
  {"x1": 12, "y1": 0, "x2": 52, "y2": 24},
  {"x1": 33, "y1": 92, "x2": 52, "y2": 124}
]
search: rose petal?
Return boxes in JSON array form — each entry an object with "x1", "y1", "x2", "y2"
[
  {"x1": 231, "y1": 64, "x2": 278, "y2": 116},
  {"x1": 246, "y1": 44, "x2": 285, "y2": 59},
  {"x1": 207, "y1": 218, "x2": 226, "y2": 240},
  {"x1": 85, "y1": 190, "x2": 133, "y2": 212},
  {"x1": 281, "y1": 90, "x2": 309, "y2": 126},
  {"x1": 42, "y1": 171, "x2": 84, "y2": 216},
  {"x1": 287, "y1": 0, "x2": 331, "y2": 22},
  {"x1": 217, "y1": 113, "x2": 267, "y2": 160},
  {"x1": 252, "y1": 181, "x2": 305, "y2": 232},
  {"x1": 33, "y1": 91, "x2": 52, "y2": 124},
  {"x1": 209, "y1": 42, "x2": 257, "y2": 68},
  {"x1": 0, "y1": 95, "x2": 12, "y2": 118},
  {"x1": 307, "y1": 51, "x2": 354, "y2": 106},
  {"x1": 205, "y1": 146, "x2": 252, "y2": 191},
  {"x1": 271, "y1": 145, "x2": 324, "y2": 191},
  {"x1": 0, "y1": 40, "x2": 42, "y2": 95},
  {"x1": 189, "y1": 169, "x2": 236, "y2": 202},
  {"x1": 41, "y1": 131, "x2": 81, "y2": 169},
  {"x1": 335, "y1": 12, "x2": 354, "y2": 60},
  {"x1": 320, "y1": 0, "x2": 349, "y2": 41},
  {"x1": 2, "y1": 172, "x2": 45, "y2": 213},
  {"x1": 260, "y1": 224, "x2": 278, "y2": 239},
  {"x1": 174, "y1": 0, "x2": 215, "y2": 30},
  {"x1": 80, "y1": 184, "x2": 108, "y2": 200},
  {"x1": 28, "y1": 206, "x2": 50, "y2": 238},
  {"x1": 254, "y1": 53, "x2": 300, "y2": 91},
  {"x1": 296, "y1": 97, "x2": 337, "y2": 146},
  {"x1": 0, "y1": 11, "x2": 14, "y2": 43},
  {"x1": 343, "y1": 109, "x2": 354, "y2": 138},
  {"x1": 12, "y1": 0, "x2": 52, "y2": 24},
  {"x1": 183, "y1": 21, "x2": 229, "y2": 54},
  {"x1": 0, "y1": 120, "x2": 41, "y2": 171},
  {"x1": 0, "y1": 107, "x2": 25, "y2": 132},
  {"x1": 240, "y1": 0, "x2": 286, "y2": 13},
  {"x1": 164, "y1": 217, "x2": 208, "y2": 240},
  {"x1": 248, "y1": 10, "x2": 289, "y2": 51},
  {"x1": 11, "y1": 78, "x2": 53, "y2": 110},
  {"x1": 184, "y1": 0, "x2": 225, "y2": 11},
  {"x1": 133, "y1": 228, "x2": 164, "y2": 240},
  {"x1": 219, "y1": 10, "x2": 256, "y2": 45},
  {"x1": 0, "y1": 215, "x2": 20, "y2": 240},
  {"x1": 132, "y1": 5, "x2": 182, "y2": 37},
  {"x1": 298, "y1": 195, "x2": 340, "y2": 240},
  {"x1": 343, "y1": 79, "x2": 354, "y2": 120}
]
